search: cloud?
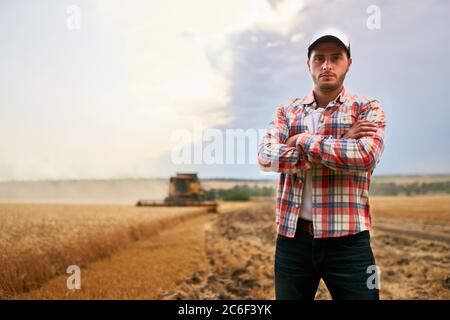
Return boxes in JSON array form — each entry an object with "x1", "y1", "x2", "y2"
[{"x1": 0, "y1": 0, "x2": 310, "y2": 180}]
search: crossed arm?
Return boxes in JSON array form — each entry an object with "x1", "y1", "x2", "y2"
[{"x1": 257, "y1": 100, "x2": 386, "y2": 174}]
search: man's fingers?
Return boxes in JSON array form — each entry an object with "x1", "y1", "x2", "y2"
[
  {"x1": 356, "y1": 121, "x2": 376, "y2": 126},
  {"x1": 358, "y1": 126, "x2": 378, "y2": 132},
  {"x1": 353, "y1": 132, "x2": 375, "y2": 139},
  {"x1": 360, "y1": 131, "x2": 376, "y2": 137},
  {"x1": 355, "y1": 125, "x2": 377, "y2": 131},
  {"x1": 343, "y1": 121, "x2": 378, "y2": 139},
  {"x1": 350, "y1": 126, "x2": 377, "y2": 134},
  {"x1": 345, "y1": 130, "x2": 376, "y2": 139}
]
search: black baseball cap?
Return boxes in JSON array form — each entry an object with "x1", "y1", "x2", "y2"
[{"x1": 307, "y1": 29, "x2": 351, "y2": 58}]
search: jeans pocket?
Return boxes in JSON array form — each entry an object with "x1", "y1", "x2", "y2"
[
  {"x1": 337, "y1": 231, "x2": 371, "y2": 249},
  {"x1": 276, "y1": 234, "x2": 289, "y2": 243}
]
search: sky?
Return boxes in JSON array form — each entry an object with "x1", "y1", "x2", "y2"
[{"x1": 0, "y1": 0, "x2": 449, "y2": 181}]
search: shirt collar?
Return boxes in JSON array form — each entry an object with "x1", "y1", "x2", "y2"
[{"x1": 300, "y1": 86, "x2": 349, "y2": 107}]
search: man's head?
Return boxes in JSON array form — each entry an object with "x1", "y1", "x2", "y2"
[{"x1": 306, "y1": 30, "x2": 352, "y2": 92}]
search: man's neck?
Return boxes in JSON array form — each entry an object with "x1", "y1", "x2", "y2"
[{"x1": 313, "y1": 85, "x2": 344, "y2": 109}]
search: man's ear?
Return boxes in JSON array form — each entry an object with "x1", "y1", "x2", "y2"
[
  {"x1": 347, "y1": 57, "x2": 352, "y2": 72},
  {"x1": 306, "y1": 59, "x2": 311, "y2": 72}
]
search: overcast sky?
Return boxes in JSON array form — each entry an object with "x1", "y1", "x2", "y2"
[{"x1": 1, "y1": 0, "x2": 449, "y2": 181}]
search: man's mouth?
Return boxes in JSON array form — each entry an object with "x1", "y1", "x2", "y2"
[{"x1": 320, "y1": 74, "x2": 335, "y2": 78}]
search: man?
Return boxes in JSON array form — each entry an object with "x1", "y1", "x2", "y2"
[{"x1": 257, "y1": 29, "x2": 386, "y2": 300}]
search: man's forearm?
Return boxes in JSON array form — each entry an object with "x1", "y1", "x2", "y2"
[
  {"x1": 294, "y1": 132, "x2": 384, "y2": 172},
  {"x1": 257, "y1": 104, "x2": 312, "y2": 174},
  {"x1": 258, "y1": 136, "x2": 311, "y2": 174}
]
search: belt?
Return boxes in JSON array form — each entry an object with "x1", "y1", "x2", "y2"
[{"x1": 296, "y1": 218, "x2": 314, "y2": 236}]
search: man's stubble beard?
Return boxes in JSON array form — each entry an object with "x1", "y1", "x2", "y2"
[{"x1": 313, "y1": 69, "x2": 348, "y2": 92}]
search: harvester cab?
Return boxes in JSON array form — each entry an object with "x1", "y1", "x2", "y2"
[
  {"x1": 165, "y1": 173, "x2": 203, "y2": 205},
  {"x1": 136, "y1": 172, "x2": 218, "y2": 213}
]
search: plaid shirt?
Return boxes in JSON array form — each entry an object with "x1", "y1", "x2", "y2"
[{"x1": 258, "y1": 86, "x2": 386, "y2": 238}]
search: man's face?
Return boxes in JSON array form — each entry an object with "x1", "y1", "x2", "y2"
[{"x1": 307, "y1": 41, "x2": 352, "y2": 91}]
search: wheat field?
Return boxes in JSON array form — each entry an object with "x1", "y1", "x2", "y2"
[{"x1": 0, "y1": 202, "x2": 210, "y2": 298}]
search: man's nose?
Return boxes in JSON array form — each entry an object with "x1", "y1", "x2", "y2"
[{"x1": 321, "y1": 59, "x2": 332, "y2": 70}]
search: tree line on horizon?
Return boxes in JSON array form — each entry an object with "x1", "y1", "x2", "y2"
[{"x1": 203, "y1": 181, "x2": 450, "y2": 201}]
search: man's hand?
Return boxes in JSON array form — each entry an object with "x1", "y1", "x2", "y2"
[
  {"x1": 286, "y1": 134, "x2": 301, "y2": 147},
  {"x1": 342, "y1": 120, "x2": 378, "y2": 139}
]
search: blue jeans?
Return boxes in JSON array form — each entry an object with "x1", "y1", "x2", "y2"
[{"x1": 274, "y1": 227, "x2": 380, "y2": 300}]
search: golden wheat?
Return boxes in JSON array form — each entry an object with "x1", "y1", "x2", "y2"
[{"x1": 0, "y1": 202, "x2": 208, "y2": 298}]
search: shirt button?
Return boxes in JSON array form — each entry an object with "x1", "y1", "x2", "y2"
[{"x1": 295, "y1": 204, "x2": 300, "y2": 208}]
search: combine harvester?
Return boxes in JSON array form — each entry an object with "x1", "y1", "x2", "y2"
[{"x1": 136, "y1": 172, "x2": 218, "y2": 213}]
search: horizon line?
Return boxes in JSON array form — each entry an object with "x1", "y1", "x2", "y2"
[{"x1": 1, "y1": 173, "x2": 450, "y2": 183}]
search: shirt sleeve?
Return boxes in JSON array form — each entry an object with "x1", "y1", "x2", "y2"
[
  {"x1": 295, "y1": 100, "x2": 386, "y2": 172},
  {"x1": 258, "y1": 103, "x2": 311, "y2": 174}
]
